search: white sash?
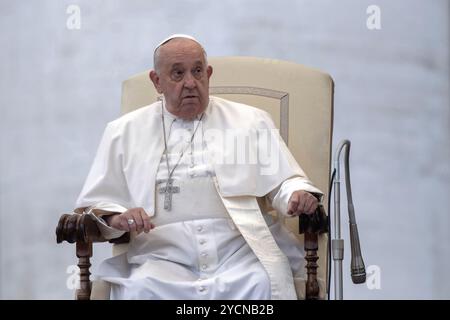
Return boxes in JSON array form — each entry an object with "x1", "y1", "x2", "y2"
[{"x1": 212, "y1": 177, "x2": 297, "y2": 300}]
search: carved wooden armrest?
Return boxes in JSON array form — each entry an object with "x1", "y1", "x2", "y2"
[
  {"x1": 56, "y1": 212, "x2": 129, "y2": 300},
  {"x1": 299, "y1": 204, "x2": 329, "y2": 300}
]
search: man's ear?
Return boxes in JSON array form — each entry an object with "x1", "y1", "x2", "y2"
[
  {"x1": 149, "y1": 70, "x2": 163, "y2": 94},
  {"x1": 207, "y1": 65, "x2": 213, "y2": 79}
]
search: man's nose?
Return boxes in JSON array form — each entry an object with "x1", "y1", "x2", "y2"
[{"x1": 183, "y1": 73, "x2": 197, "y2": 89}]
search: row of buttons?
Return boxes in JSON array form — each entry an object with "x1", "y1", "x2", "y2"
[
  {"x1": 197, "y1": 277, "x2": 208, "y2": 293},
  {"x1": 197, "y1": 223, "x2": 209, "y2": 294}
]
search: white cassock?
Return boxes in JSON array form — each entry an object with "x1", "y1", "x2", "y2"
[{"x1": 75, "y1": 96, "x2": 323, "y2": 300}]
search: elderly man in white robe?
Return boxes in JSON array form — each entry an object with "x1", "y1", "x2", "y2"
[{"x1": 75, "y1": 34, "x2": 323, "y2": 300}]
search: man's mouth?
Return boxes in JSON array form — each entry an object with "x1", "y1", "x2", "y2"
[{"x1": 183, "y1": 95, "x2": 198, "y2": 99}]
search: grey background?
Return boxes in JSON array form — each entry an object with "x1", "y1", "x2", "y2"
[{"x1": 0, "y1": 0, "x2": 449, "y2": 299}]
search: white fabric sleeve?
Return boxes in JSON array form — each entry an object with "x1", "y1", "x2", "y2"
[
  {"x1": 74, "y1": 122, "x2": 135, "y2": 240},
  {"x1": 75, "y1": 122, "x2": 135, "y2": 210},
  {"x1": 268, "y1": 176, "x2": 323, "y2": 218},
  {"x1": 85, "y1": 202, "x2": 127, "y2": 240}
]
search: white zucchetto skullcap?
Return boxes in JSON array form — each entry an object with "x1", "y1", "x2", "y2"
[{"x1": 154, "y1": 34, "x2": 203, "y2": 53}]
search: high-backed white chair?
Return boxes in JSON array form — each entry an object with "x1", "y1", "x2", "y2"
[{"x1": 57, "y1": 56, "x2": 334, "y2": 300}]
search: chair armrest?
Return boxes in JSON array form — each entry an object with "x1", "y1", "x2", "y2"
[
  {"x1": 299, "y1": 204, "x2": 329, "y2": 235},
  {"x1": 56, "y1": 212, "x2": 103, "y2": 244},
  {"x1": 56, "y1": 212, "x2": 130, "y2": 300},
  {"x1": 56, "y1": 212, "x2": 130, "y2": 244}
]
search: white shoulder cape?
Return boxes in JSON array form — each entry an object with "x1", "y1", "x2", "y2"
[{"x1": 76, "y1": 96, "x2": 317, "y2": 212}]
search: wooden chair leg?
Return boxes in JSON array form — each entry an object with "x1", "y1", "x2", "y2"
[
  {"x1": 299, "y1": 205, "x2": 329, "y2": 300},
  {"x1": 304, "y1": 232, "x2": 320, "y2": 300},
  {"x1": 76, "y1": 241, "x2": 92, "y2": 300}
]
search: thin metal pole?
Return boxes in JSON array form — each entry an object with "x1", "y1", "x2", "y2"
[{"x1": 332, "y1": 140, "x2": 349, "y2": 300}]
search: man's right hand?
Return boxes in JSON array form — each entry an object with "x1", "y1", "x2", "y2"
[{"x1": 105, "y1": 207, "x2": 155, "y2": 234}]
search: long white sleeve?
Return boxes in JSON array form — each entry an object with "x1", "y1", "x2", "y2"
[
  {"x1": 84, "y1": 202, "x2": 127, "y2": 240},
  {"x1": 75, "y1": 122, "x2": 135, "y2": 210},
  {"x1": 268, "y1": 176, "x2": 323, "y2": 217},
  {"x1": 75, "y1": 122, "x2": 134, "y2": 240}
]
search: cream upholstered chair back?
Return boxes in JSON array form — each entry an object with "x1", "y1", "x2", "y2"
[{"x1": 92, "y1": 56, "x2": 334, "y2": 299}]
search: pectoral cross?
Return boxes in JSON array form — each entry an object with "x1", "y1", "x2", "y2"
[{"x1": 158, "y1": 178, "x2": 180, "y2": 211}]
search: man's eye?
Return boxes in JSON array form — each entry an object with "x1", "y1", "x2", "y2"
[
  {"x1": 172, "y1": 70, "x2": 184, "y2": 80},
  {"x1": 193, "y1": 68, "x2": 203, "y2": 78}
]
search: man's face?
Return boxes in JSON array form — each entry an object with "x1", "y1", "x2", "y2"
[{"x1": 150, "y1": 39, "x2": 213, "y2": 120}]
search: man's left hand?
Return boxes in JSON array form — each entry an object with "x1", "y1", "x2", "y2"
[{"x1": 287, "y1": 190, "x2": 319, "y2": 216}]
